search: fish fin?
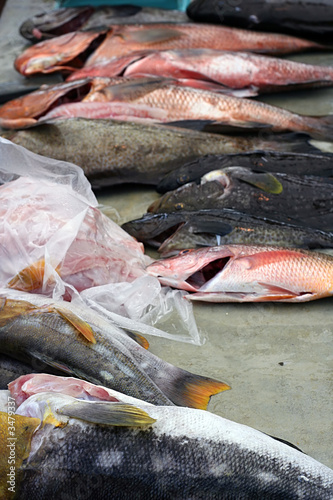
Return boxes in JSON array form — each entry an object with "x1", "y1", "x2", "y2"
[
  {"x1": 235, "y1": 171, "x2": 283, "y2": 194},
  {"x1": 58, "y1": 400, "x2": 156, "y2": 427},
  {"x1": 7, "y1": 258, "x2": 48, "y2": 291},
  {"x1": 166, "y1": 373, "x2": 230, "y2": 410},
  {"x1": 267, "y1": 434, "x2": 304, "y2": 453},
  {"x1": 101, "y1": 76, "x2": 171, "y2": 101},
  {"x1": 306, "y1": 114, "x2": 333, "y2": 141},
  {"x1": 121, "y1": 27, "x2": 183, "y2": 45},
  {"x1": 191, "y1": 220, "x2": 234, "y2": 237},
  {"x1": 123, "y1": 330, "x2": 149, "y2": 349},
  {"x1": 187, "y1": 291, "x2": 298, "y2": 302},
  {"x1": 53, "y1": 306, "x2": 96, "y2": 344}
]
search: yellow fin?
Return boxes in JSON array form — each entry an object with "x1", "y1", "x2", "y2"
[
  {"x1": 181, "y1": 376, "x2": 230, "y2": 410},
  {"x1": 58, "y1": 400, "x2": 156, "y2": 427},
  {"x1": 236, "y1": 171, "x2": 283, "y2": 194},
  {"x1": 0, "y1": 411, "x2": 41, "y2": 500},
  {"x1": 7, "y1": 258, "x2": 59, "y2": 292},
  {"x1": 124, "y1": 330, "x2": 149, "y2": 349},
  {"x1": 54, "y1": 306, "x2": 96, "y2": 344}
]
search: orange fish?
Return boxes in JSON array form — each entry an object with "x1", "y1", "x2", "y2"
[
  {"x1": 0, "y1": 78, "x2": 109, "y2": 129},
  {"x1": 85, "y1": 23, "x2": 328, "y2": 67},
  {"x1": 14, "y1": 30, "x2": 106, "y2": 76},
  {"x1": 146, "y1": 245, "x2": 333, "y2": 302},
  {"x1": 41, "y1": 80, "x2": 333, "y2": 140}
]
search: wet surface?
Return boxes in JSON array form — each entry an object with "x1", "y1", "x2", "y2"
[{"x1": 1, "y1": 0, "x2": 332, "y2": 469}]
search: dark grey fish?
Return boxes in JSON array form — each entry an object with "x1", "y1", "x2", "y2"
[
  {"x1": 19, "y1": 5, "x2": 188, "y2": 43},
  {"x1": 0, "y1": 289, "x2": 228, "y2": 408},
  {"x1": 0, "y1": 353, "x2": 69, "y2": 390},
  {"x1": 11, "y1": 388, "x2": 333, "y2": 500},
  {"x1": 187, "y1": 0, "x2": 333, "y2": 42},
  {"x1": 149, "y1": 166, "x2": 333, "y2": 232},
  {"x1": 122, "y1": 209, "x2": 333, "y2": 256},
  {"x1": 1, "y1": 119, "x2": 316, "y2": 189},
  {"x1": 157, "y1": 151, "x2": 333, "y2": 193}
]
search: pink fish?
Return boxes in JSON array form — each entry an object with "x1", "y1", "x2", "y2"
[
  {"x1": 123, "y1": 48, "x2": 333, "y2": 94},
  {"x1": 146, "y1": 245, "x2": 333, "y2": 302}
]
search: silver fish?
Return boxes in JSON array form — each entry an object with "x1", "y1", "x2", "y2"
[{"x1": 6, "y1": 375, "x2": 333, "y2": 500}]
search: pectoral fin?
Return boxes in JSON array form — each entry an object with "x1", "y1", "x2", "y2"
[
  {"x1": 54, "y1": 307, "x2": 96, "y2": 344},
  {"x1": 235, "y1": 171, "x2": 283, "y2": 194},
  {"x1": 58, "y1": 400, "x2": 156, "y2": 426}
]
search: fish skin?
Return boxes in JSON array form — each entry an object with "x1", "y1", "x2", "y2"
[
  {"x1": 85, "y1": 22, "x2": 328, "y2": 69},
  {"x1": 124, "y1": 48, "x2": 333, "y2": 94},
  {"x1": 122, "y1": 209, "x2": 333, "y2": 256},
  {"x1": 0, "y1": 289, "x2": 229, "y2": 407},
  {"x1": 146, "y1": 245, "x2": 333, "y2": 302},
  {"x1": 9, "y1": 386, "x2": 333, "y2": 499},
  {"x1": 187, "y1": 0, "x2": 333, "y2": 42},
  {"x1": 156, "y1": 151, "x2": 333, "y2": 193},
  {"x1": 148, "y1": 166, "x2": 333, "y2": 232},
  {"x1": 1, "y1": 118, "x2": 308, "y2": 189}
]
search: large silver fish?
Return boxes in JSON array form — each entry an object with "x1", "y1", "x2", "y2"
[
  {"x1": 0, "y1": 289, "x2": 228, "y2": 408},
  {"x1": 3, "y1": 373, "x2": 333, "y2": 499}
]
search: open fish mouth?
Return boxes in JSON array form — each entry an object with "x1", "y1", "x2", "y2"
[{"x1": 183, "y1": 255, "x2": 231, "y2": 290}]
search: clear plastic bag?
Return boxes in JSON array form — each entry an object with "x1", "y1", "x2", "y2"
[{"x1": 0, "y1": 137, "x2": 202, "y2": 344}]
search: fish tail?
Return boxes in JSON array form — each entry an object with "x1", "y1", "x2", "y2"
[
  {"x1": 162, "y1": 371, "x2": 230, "y2": 410},
  {"x1": 304, "y1": 114, "x2": 333, "y2": 141}
]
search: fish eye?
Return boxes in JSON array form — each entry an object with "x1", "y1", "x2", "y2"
[{"x1": 175, "y1": 203, "x2": 184, "y2": 210}]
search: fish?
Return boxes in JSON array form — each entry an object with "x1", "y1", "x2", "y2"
[
  {"x1": 186, "y1": 0, "x2": 333, "y2": 42},
  {"x1": 0, "y1": 288, "x2": 229, "y2": 407},
  {"x1": 31, "y1": 79, "x2": 333, "y2": 141},
  {"x1": 85, "y1": 23, "x2": 329, "y2": 68},
  {"x1": 0, "y1": 77, "x2": 110, "y2": 129},
  {"x1": 122, "y1": 208, "x2": 333, "y2": 256},
  {"x1": 14, "y1": 22, "x2": 329, "y2": 77},
  {"x1": 0, "y1": 75, "x2": 256, "y2": 129},
  {"x1": 146, "y1": 245, "x2": 333, "y2": 302},
  {"x1": 156, "y1": 150, "x2": 333, "y2": 193},
  {"x1": 19, "y1": 5, "x2": 189, "y2": 43},
  {"x1": 0, "y1": 353, "x2": 71, "y2": 390},
  {"x1": 1, "y1": 119, "x2": 312, "y2": 189},
  {"x1": 14, "y1": 29, "x2": 107, "y2": 76},
  {"x1": 148, "y1": 166, "x2": 333, "y2": 232},
  {"x1": 123, "y1": 48, "x2": 333, "y2": 95},
  {"x1": 3, "y1": 374, "x2": 333, "y2": 499}
]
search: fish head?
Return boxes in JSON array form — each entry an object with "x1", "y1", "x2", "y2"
[{"x1": 147, "y1": 246, "x2": 235, "y2": 292}]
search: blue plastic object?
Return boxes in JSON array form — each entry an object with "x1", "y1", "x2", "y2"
[{"x1": 56, "y1": 0, "x2": 191, "y2": 11}]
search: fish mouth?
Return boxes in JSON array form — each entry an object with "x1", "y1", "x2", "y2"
[{"x1": 185, "y1": 256, "x2": 231, "y2": 290}]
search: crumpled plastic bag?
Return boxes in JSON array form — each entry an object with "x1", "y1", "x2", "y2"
[{"x1": 0, "y1": 137, "x2": 203, "y2": 344}]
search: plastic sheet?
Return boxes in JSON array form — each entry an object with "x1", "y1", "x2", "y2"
[{"x1": 0, "y1": 137, "x2": 202, "y2": 344}]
